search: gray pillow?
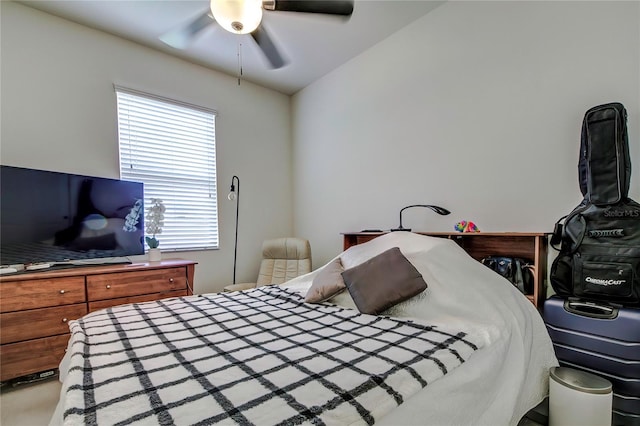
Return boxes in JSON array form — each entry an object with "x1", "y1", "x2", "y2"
[
  {"x1": 341, "y1": 247, "x2": 427, "y2": 315},
  {"x1": 305, "y1": 257, "x2": 346, "y2": 303}
]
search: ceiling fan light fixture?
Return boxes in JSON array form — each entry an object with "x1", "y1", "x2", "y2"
[{"x1": 210, "y1": 0, "x2": 263, "y2": 35}]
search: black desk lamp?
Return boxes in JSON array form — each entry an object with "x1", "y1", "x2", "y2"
[
  {"x1": 228, "y1": 175, "x2": 240, "y2": 284},
  {"x1": 391, "y1": 204, "x2": 451, "y2": 232}
]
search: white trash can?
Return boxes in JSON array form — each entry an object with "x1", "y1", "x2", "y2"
[{"x1": 549, "y1": 366, "x2": 613, "y2": 426}]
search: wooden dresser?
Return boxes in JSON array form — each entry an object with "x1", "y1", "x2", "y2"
[
  {"x1": 343, "y1": 232, "x2": 549, "y2": 310},
  {"x1": 0, "y1": 259, "x2": 196, "y2": 382}
]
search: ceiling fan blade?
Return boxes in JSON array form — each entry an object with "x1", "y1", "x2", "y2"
[
  {"x1": 265, "y1": 0, "x2": 354, "y2": 16},
  {"x1": 159, "y1": 11, "x2": 214, "y2": 49},
  {"x1": 251, "y1": 25, "x2": 287, "y2": 69}
]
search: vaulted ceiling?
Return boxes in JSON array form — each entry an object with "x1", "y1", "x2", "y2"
[{"x1": 16, "y1": 0, "x2": 444, "y2": 94}]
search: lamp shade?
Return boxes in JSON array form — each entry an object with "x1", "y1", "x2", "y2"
[{"x1": 210, "y1": 0, "x2": 263, "y2": 34}]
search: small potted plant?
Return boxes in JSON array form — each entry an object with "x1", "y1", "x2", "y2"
[{"x1": 145, "y1": 198, "x2": 165, "y2": 261}]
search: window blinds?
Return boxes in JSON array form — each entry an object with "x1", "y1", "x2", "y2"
[{"x1": 116, "y1": 86, "x2": 219, "y2": 251}]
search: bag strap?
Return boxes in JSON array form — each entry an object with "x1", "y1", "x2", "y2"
[
  {"x1": 522, "y1": 263, "x2": 535, "y2": 275},
  {"x1": 550, "y1": 215, "x2": 567, "y2": 250},
  {"x1": 564, "y1": 214, "x2": 587, "y2": 253},
  {"x1": 552, "y1": 203, "x2": 590, "y2": 254},
  {"x1": 512, "y1": 259, "x2": 526, "y2": 293}
]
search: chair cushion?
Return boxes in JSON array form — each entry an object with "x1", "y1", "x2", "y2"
[
  {"x1": 341, "y1": 247, "x2": 427, "y2": 315},
  {"x1": 262, "y1": 237, "x2": 311, "y2": 259},
  {"x1": 305, "y1": 257, "x2": 346, "y2": 303},
  {"x1": 257, "y1": 238, "x2": 312, "y2": 286}
]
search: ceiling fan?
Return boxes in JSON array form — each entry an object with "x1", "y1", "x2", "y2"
[{"x1": 159, "y1": 0, "x2": 354, "y2": 69}]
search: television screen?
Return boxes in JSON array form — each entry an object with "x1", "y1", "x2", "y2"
[{"x1": 1, "y1": 165, "x2": 144, "y2": 266}]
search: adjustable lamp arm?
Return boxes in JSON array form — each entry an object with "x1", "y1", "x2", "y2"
[{"x1": 391, "y1": 204, "x2": 451, "y2": 232}]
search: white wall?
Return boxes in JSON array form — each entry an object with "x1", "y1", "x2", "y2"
[
  {"x1": 1, "y1": 2, "x2": 293, "y2": 293},
  {"x1": 292, "y1": 1, "x2": 640, "y2": 266}
]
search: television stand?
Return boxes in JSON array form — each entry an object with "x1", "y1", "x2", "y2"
[{"x1": 0, "y1": 258, "x2": 197, "y2": 383}]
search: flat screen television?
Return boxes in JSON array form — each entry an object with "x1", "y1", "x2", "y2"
[{"x1": 1, "y1": 165, "x2": 145, "y2": 266}]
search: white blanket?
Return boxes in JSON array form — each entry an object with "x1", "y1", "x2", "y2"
[
  {"x1": 52, "y1": 232, "x2": 557, "y2": 426},
  {"x1": 60, "y1": 285, "x2": 483, "y2": 425},
  {"x1": 283, "y1": 232, "x2": 558, "y2": 425}
]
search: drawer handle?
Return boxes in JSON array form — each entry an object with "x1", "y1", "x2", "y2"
[
  {"x1": 62, "y1": 318, "x2": 68, "y2": 323},
  {"x1": 106, "y1": 285, "x2": 111, "y2": 289},
  {"x1": 169, "y1": 278, "x2": 174, "y2": 283},
  {"x1": 59, "y1": 290, "x2": 65, "y2": 294}
]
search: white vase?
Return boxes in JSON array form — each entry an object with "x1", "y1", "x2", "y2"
[{"x1": 148, "y1": 248, "x2": 161, "y2": 262}]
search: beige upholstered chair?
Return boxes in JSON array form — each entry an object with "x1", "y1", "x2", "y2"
[{"x1": 223, "y1": 237, "x2": 312, "y2": 292}]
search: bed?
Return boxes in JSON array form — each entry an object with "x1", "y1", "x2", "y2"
[{"x1": 50, "y1": 232, "x2": 558, "y2": 425}]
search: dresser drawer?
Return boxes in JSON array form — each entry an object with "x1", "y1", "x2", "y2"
[
  {"x1": 0, "y1": 334, "x2": 69, "y2": 382},
  {"x1": 88, "y1": 289, "x2": 188, "y2": 312},
  {"x1": 0, "y1": 304, "x2": 87, "y2": 344},
  {"x1": 86, "y1": 267, "x2": 187, "y2": 301},
  {"x1": 0, "y1": 277, "x2": 86, "y2": 313}
]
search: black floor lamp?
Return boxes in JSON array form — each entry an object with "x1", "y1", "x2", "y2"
[{"x1": 228, "y1": 175, "x2": 240, "y2": 284}]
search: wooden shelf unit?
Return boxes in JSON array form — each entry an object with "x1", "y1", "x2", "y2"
[
  {"x1": 0, "y1": 259, "x2": 196, "y2": 382},
  {"x1": 342, "y1": 232, "x2": 549, "y2": 309}
]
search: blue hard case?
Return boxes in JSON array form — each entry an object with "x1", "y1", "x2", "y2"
[{"x1": 543, "y1": 296, "x2": 640, "y2": 425}]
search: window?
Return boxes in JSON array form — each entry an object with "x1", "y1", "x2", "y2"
[{"x1": 116, "y1": 86, "x2": 218, "y2": 251}]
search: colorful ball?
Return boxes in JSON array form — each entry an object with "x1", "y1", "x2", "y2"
[
  {"x1": 454, "y1": 221, "x2": 467, "y2": 232},
  {"x1": 454, "y1": 220, "x2": 479, "y2": 233}
]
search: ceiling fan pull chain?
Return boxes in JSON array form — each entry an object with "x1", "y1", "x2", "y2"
[{"x1": 237, "y1": 42, "x2": 243, "y2": 86}]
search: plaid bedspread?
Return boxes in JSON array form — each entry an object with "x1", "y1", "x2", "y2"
[{"x1": 62, "y1": 286, "x2": 482, "y2": 426}]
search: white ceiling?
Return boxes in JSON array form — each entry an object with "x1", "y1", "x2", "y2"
[{"x1": 15, "y1": 0, "x2": 444, "y2": 95}]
